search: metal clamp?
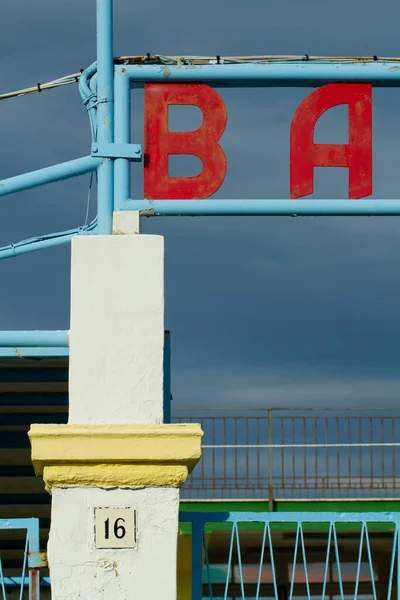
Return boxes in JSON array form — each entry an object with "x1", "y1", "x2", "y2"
[
  {"x1": 29, "y1": 551, "x2": 48, "y2": 569},
  {"x1": 91, "y1": 142, "x2": 142, "y2": 161}
]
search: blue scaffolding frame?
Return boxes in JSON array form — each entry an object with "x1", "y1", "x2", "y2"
[{"x1": 1, "y1": 0, "x2": 400, "y2": 349}]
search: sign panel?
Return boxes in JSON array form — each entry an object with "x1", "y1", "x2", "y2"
[
  {"x1": 144, "y1": 83, "x2": 373, "y2": 201},
  {"x1": 94, "y1": 507, "x2": 136, "y2": 549}
]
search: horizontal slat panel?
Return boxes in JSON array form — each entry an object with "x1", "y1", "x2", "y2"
[
  {"x1": 0, "y1": 359, "x2": 67, "y2": 370},
  {"x1": 2, "y1": 558, "x2": 35, "y2": 569},
  {"x1": 0, "y1": 426, "x2": 27, "y2": 432},
  {"x1": 0, "y1": 413, "x2": 67, "y2": 426},
  {"x1": 0, "y1": 466, "x2": 35, "y2": 476},
  {"x1": 0, "y1": 505, "x2": 50, "y2": 518},
  {"x1": 0, "y1": 549, "x2": 28, "y2": 559},
  {"x1": 0, "y1": 528, "x2": 49, "y2": 541},
  {"x1": 0, "y1": 383, "x2": 67, "y2": 393},
  {"x1": 0, "y1": 406, "x2": 67, "y2": 414},
  {"x1": 0, "y1": 369, "x2": 68, "y2": 383},
  {"x1": 0, "y1": 431, "x2": 30, "y2": 448},
  {"x1": 0, "y1": 393, "x2": 68, "y2": 406},
  {"x1": 0, "y1": 450, "x2": 32, "y2": 466},
  {"x1": 0, "y1": 477, "x2": 45, "y2": 494},
  {"x1": 0, "y1": 494, "x2": 51, "y2": 505},
  {"x1": 0, "y1": 361, "x2": 59, "y2": 552}
]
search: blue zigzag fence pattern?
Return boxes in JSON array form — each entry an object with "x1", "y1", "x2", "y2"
[{"x1": 180, "y1": 511, "x2": 400, "y2": 600}]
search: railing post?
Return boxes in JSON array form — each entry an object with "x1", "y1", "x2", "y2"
[
  {"x1": 268, "y1": 408, "x2": 273, "y2": 511},
  {"x1": 28, "y1": 519, "x2": 41, "y2": 600}
]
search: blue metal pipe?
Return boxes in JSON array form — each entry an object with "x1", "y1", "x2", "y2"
[
  {"x1": 114, "y1": 69, "x2": 131, "y2": 210},
  {"x1": 0, "y1": 156, "x2": 101, "y2": 197},
  {"x1": 122, "y1": 61, "x2": 400, "y2": 87},
  {"x1": 179, "y1": 511, "x2": 400, "y2": 524},
  {"x1": 0, "y1": 330, "x2": 68, "y2": 347},
  {"x1": 79, "y1": 63, "x2": 98, "y2": 141},
  {"x1": 123, "y1": 199, "x2": 400, "y2": 217},
  {"x1": 0, "y1": 347, "x2": 69, "y2": 358},
  {"x1": 96, "y1": 0, "x2": 114, "y2": 233},
  {"x1": 0, "y1": 223, "x2": 96, "y2": 260},
  {"x1": 0, "y1": 234, "x2": 76, "y2": 260}
]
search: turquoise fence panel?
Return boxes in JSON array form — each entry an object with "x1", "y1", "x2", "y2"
[
  {"x1": 180, "y1": 511, "x2": 400, "y2": 600},
  {"x1": 0, "y1": 518, "x2": 46, "y2": 600}
]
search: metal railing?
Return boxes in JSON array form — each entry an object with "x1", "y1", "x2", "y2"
[
  {"x1": 0, "y1": 519, "x2": 46, "y2": 600},
  {"x1": 180, "y1": 510, "x2": 400, "y2": 600},
  {"x1": 175, "y1": 408, "x2": 400, "y2": 500}
]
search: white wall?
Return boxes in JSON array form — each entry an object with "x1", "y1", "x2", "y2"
[
  {"x1": 68, "y1": 235, "x2": 165, "y2": 425},
  {"x1": 49, "y1": 486, "x2": 179, "y2": 599}
]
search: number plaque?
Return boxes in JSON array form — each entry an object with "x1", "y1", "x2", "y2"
[{"x1": 94, "y1": 507, "x2": 136, "y2": 549}]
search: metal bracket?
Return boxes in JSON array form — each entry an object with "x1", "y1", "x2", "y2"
[
  {"x1": 28, "y1": 551, "x2": 48, "y2": 569},
  {"x1": 91, "y1": 142, "x2": 142, "y2": 161}
]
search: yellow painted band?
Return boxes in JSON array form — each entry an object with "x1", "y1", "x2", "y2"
[
  {"x1": 42, "y1": 464, "x2": 190, "y2": 493},
  {"x1": 29, "y1": 423, "x2": 203, "y2": 493}
]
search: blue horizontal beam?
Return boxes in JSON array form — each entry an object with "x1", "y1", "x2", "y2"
[
  {"x1": 122, "y1": 61, "x2": 400, "y2": 87},
  {"x1": 0, "y1": 155, "x2": 101, "y2": 197},
  {"x1": 0, "y1": 518, "x2": 38, "y2": 530},
  {"x1": 0, "y1": 331, "x2": 68, "y2": 347},
  {"x1": 0, "y1": 347, "x2": 69, "y2": 358},
  {"x1": 179, "y1": 511, "x2": 400, "y2": 524},
  {"x1": 123, "y1": 199, "x2": 400, "y2": 217}
]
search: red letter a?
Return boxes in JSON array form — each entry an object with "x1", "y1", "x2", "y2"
[
  {"x1": 290, "y1": 84, "x2": 372, "y2": 199},
  {"x1": 144, "y1": 84, "x2": 227, "y2": 200}
]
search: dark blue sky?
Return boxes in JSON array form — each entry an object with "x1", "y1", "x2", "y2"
[{"x1": 1, "y1": 0, "x2": 400, "y2": 408}]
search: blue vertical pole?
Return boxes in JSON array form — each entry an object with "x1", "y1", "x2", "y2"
[
  {"x1": 114, "y1": 69, "x2": 131, "y2": 210},
  {"x1": 28, "y1": 519, "x2": 41, "y2": 600},
  {"x1": 96, "y1": 0, "x2": 114, "y2": 234}
]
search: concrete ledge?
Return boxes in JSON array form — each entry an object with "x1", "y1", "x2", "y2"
[{"x1": 29, "y1": 423, "x2": 203, "y2": 492}]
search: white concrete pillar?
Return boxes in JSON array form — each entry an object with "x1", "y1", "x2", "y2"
[
  {"x1": 29, "y1": 232, "x2": 202, "y2": 599},
  {"x1": 49, "y1": 487, "x2": 179, "y2": 598},
  {"x1": 69, "y1": 234, "x2": 164, "y2": 425}
]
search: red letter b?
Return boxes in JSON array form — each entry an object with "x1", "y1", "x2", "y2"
[{"x1": 144, "y1": 84, "x2": 227, "y2": 200}]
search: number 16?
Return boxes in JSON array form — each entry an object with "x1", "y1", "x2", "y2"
[{"x1": 104, "y1": 517, "x2": 126, "y2": 539}]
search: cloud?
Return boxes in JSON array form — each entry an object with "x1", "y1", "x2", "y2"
[
  {"x1": 2, "y1": 0, "x2": 400, "y2": 406},
  {"x1": 172, "y1": 362, "x2": 400, "y2": 407}
]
